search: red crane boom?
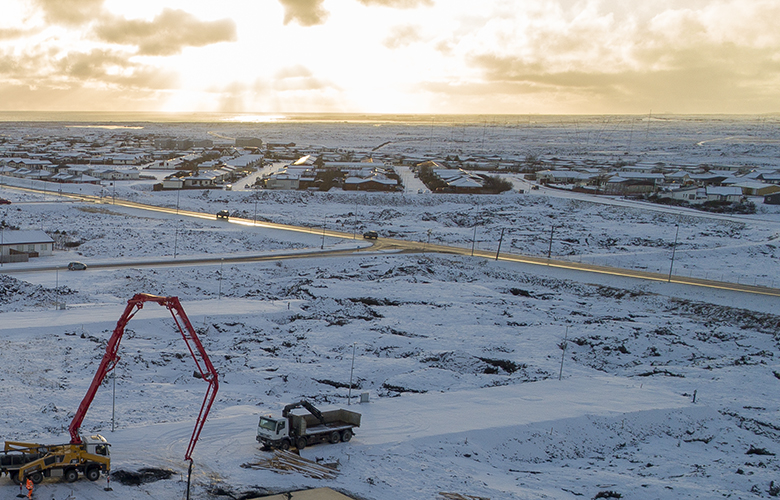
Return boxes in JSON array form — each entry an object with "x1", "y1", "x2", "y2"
[{"x1": 68, "y1": 293, "x2": 219, "y2": 461}]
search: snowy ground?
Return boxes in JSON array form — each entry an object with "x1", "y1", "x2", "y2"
[
  {"x1": 2, "y1": 179, "x2": 780, "y2": 500},
  {"x1": 2, "y1": 115, "x2": 780, "y2": 499}
]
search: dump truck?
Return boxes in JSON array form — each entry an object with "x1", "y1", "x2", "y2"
[
  {"x1": 256, "y1": 400, "x2": 361, "y2": 451},
  {"x1": 1, "y1": 435, "x2": 109, "y2": 484}
]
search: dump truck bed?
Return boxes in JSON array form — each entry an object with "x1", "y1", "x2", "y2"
[{"x1": 291, "y1": 409, "x2": 361, "y2": 436}]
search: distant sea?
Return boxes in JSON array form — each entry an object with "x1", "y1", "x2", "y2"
[{"x1": 0, "y1": 111, "x2": 776, "y2": 126}]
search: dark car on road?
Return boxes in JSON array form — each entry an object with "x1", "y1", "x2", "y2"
[
  {"x1": 363, "y1": 231, "x2": 378, "y2": 240},
  {"x1": 0, "y1": 198, "x2": 10, "y2": 205},
  {"x1": 216, "y1": 210, "x2": 229, "y2": 220},
  {"x1": 67, "y1": 262, "x2": 87, "y2": 271}
]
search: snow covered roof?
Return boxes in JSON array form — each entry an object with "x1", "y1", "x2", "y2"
[
  {"x1": 730, "y1": 180, "x2": 774, "y2": 189},
  {"x1": 225, "y1": 154, "x2": 263, "y2": 168},
  {"x1": 344, "y1": 176, "x2": 397, "y2": 185},
  {"x1": 615, "y1": 172, "x2": 665, "y2": 180},
  {"x1": 705, "y1": 186, "x2": 742, "y2": 196},
  {"x1": 0, "y1": 230, "x2": 54, "y2": 245}
]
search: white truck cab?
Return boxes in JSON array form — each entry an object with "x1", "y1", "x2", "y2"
[
  {"x1": 82, "y1": 435, "x2": 110, "y2": 457},
  {"x1": 257, "y1": 416, "x2": 286, "y2": 443}
]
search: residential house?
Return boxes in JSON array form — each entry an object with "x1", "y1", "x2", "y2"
[
  {"x1": 729, "y1": 181, "x2": 780, "y2": 196},
  {"x1": 705, "y1": 186, "x2": 743, "y2": 203}
]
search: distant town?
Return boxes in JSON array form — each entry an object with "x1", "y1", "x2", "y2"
[{"x1": 2, "y1": 130, "x2": 780, "y2": 209}]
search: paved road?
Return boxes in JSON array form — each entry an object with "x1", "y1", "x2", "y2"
[{"x1": 3, "y1": 183, "x2": 779, "y2": 297}]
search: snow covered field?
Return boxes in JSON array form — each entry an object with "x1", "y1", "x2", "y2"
[{"x1": 2, "y1": 116, "x2": 780, "y2": 499}]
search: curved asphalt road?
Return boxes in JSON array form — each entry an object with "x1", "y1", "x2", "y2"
[{"x1": 2, "y1": 184, "x2": 779, "y2": 298}]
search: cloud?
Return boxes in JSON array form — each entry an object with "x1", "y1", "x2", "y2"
[
  {"x1": 30, "y1": 2, "x2": 237, "y2": 55},
  {"x1": 383, "y1": 25, "x2": 424, "y2": 49},
  {"x1": 466, "y1": 42, "x2": 780, "y2": 113},
  {"x1": 94, "y1": 9, "x2": 237, "y2": 56},
  {"x1": 0, "y1": 46, "x2": 176, "y2": 111},
  {"x1": 0, "y1": 45, "x2": 177, "y2": 91},
  {"x1": 278, "y1": 0, "x2": 329, "y2": 26},
  {"x1": 273, "y1": 65, "x2": 339, "y2": 91},
  {"x1": 54, "y1": 49, "x2": 178, "y2": 88},
  {"x1": 32, "y1": 0, "x2": 106, "y2": 26},
  {"x1": 0, "y1": 28, "x2": 29, "y2": 40},
  {"x1": 357, "y1": 0, "x2": 433, "y2": 7},
  {"x1": 435, "y1": 0, "x2": 780, "y2": 113},
  {"x1": 0, "y1": 81, "x2": 168, "y2": 111},
  {"x1": 276, "y1": 0, "x2": 430, "y2": 27}
]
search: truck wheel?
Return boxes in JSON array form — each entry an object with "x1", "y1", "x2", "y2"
[
  {"x1": 341, "y1": 429, "x2": 353, "y2": 442},
  {"x1": 296, "y1": 437, "x2": 307, "y2": 450},
  {"x1": 63, "y1": 468, "x2": 78, "y2": 483},
  {"x1": 85, "y1": 466, "x2": 101, "y2": 481},
  {"x1": 329, "y1": 431, "x2": 341, "y2": 444},
  {"x1": 30, "y1": 472, "x2": 43, "y2": 484},
  {"x1": 8, "y1": 471, "x2": 21, "y2": 484},
  {"x1": 280, "y1": 439, "x2": 291, "y2": 451}
]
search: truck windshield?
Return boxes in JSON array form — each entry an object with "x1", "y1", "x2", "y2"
[{"x1": 258, "y1": 417, "x2": 278, "y2": 431}]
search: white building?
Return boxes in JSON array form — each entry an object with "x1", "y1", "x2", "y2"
[{"x1": 1, "y1": 230, "x2": 54, "y2": 263}]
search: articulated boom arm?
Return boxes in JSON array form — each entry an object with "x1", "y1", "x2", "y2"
[
  {"x1": 282, "y1": 400, "x2": 326, "y2": 425},
  {"x1": 68, "y1": 293, "x2": 219, "y2": 461}
]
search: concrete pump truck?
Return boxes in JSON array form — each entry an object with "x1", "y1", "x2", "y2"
[{"x1": 1, "y1": 294, "x2": 219, "y2": 486}]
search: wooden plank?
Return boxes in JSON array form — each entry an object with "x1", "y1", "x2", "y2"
[{"x1": 242, "y1": 450, "x2": 340, "y2": 479}]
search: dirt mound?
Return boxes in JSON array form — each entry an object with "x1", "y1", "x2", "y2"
[{"x1": 111, "y1": 467, "x2": 175, "y2": 485}]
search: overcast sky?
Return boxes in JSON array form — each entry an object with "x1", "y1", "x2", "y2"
[{"x1": 1, "y1": 0, "x2": 779, "y2": 115}]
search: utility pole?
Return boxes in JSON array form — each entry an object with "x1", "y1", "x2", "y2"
[
  {"x1": 218, "y1": 258, "x2": 224, "y2": 299},
  {"x1": 471, "y1": 225, "x2": 478, "y2": 256},
  {"x1": 353, "y1": 199, "x2": 358, "y2": 239},
  {"x1": 495, "y1": 228, "x2": 505, "y2": 261},
  {"x1": 668, "y1": 224, "x2": 680, "y2": 282},
  {"x1": 547, "y1": 225, "x2": 556, "y2": 260},
  {"x1": 559, "y1": 326, "x2": 569, "y2": 381}
]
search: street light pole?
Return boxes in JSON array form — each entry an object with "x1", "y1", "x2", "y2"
[
  {"x1": 668, "y1": 224, "x2": 680, "y2": 282},
  {"x1": 174, "y1": 220, "x2": 179, "y2": 259},
  {"x1": 111, "y1": 369, "x2": 116, "y2": 432},
  {"x1": 321, "y1": 217, "x2": 326, "y2": 250},
  {"x1": 471, "y1": 225, "x2": 478, "y2": 256},
  {"x1": 348, "y1": 342, "x2": 357, "y2": 405}
]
